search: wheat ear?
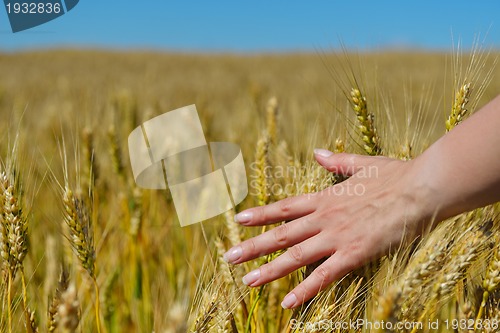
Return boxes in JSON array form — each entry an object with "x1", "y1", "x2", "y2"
[
  {"x1": 476, "y1": 235, "x2": 500, "y2": 324},
  {"x1": 47, "y1": 268, "x2": 69, "y2": 332},
  {"x1": 254, "y1": 133, "x2": 271, "y2": 206},
  {"x1": 26, "y1": 308, "x2": 38, "y2": 333},
  {"x1": 350, "y1": 88, "x2": 382, "y2": 155},
  {"x1": 266, "y1": 96, "x2": 279, "y2": 145},
  {"x1": 57, "y1": 284, "x2": 80, "y2": 333},
  {"x1": 62, "y1": 187, "x2": 101, "y2": 333},
  {"x1": 334, "y1": 138, "x2": 345, "y2": 153},
  {"x1": 0, "y1": 171, "x2": 28, "y2": 278},
  {"x1": 192, "y1": 298, "x2": 218, "y2": 333},
  {"x1": 446, "y1": 82, "x2": 471, "y2": 132},
  {"x1": 62, "y1": 187, "x2": 95, "y2": 277},
  {"x1": 1, "y1": 170, "x2": 31, "y2": 333}
]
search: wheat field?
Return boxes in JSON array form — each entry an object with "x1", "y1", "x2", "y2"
[{"x1": 0, "y1": 49, "x2": 500, "y2": 332}]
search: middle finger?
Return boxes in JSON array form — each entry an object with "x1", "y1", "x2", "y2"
[{"x1": 223, "y1": 214, "x2": 319, "y2": 264}]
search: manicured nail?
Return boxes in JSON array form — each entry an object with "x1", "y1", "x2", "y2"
[
  {"x1": 223, "y1": 246, "x2": 242, "y2": 263},
  {"x1": 281, "y1": 293, "x2": 297, "y2": 309},
  {"x1": 234, "y1": 211, "x2": 253, "y2": 224},
  {"x1": 242, "y1": 269, "x2": 260, "y2": 286},
  {"x1": 314, "y1": 148, "x2": 333, "y2": 158}
]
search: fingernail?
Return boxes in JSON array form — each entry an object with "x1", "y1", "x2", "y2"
[
  {"x1": 234, "y1": 211, "x2": 253, "y2": 224},
  {"x1": 281, "y1": 293, "x2": 297, "y2": 309},
  {"x1": 242, "y1": 269, "x2": 260, "y2": 286},
  {"x1": 223, "y1": 246, "x2": 242, "y2": 263},
  {"x1": 314, "y1": 148, "x2": 333, "y2": 158}
]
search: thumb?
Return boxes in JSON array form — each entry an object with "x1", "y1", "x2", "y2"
[{"x1": 313, "y1": 149, "x2": 379, "y2": 176}]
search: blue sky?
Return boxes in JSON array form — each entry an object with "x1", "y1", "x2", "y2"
[{"x1": 1, "y1": 1, "x2": 499, "y2": 52}]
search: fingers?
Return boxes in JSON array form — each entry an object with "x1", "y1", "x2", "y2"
[
  {"x1": 280, "y1": 252, "x2": 358, "y2": 309},
  {"x1": 314, "y1": 150, "x2": 387, "y2": 176},
  {"x1": 223, "y1": 214, "x2": 320, "y2": 264},
  {"x1": 234, "y1": 195, "x2": 317, "y2": 226},
  {"x1": 240, "y1": 235, "x2": 332, "y2": 287}
]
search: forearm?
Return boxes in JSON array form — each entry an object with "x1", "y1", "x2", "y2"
[{"x1": 415, "y1": 94, "x2": 500, "y2": 221}]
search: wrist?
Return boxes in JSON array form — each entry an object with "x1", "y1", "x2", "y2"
[{"x1": 401, "y1": 154, "x2": 447, "y2": 231}]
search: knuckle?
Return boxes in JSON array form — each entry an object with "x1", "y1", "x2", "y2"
[
  {"x1": 335, "y1": 152, "x2": 347, "y2": 161},
  {"x1": 336, "y1": 153, "x2": 354, "y2": 174},
  {"x1": 346, "y1": 250, "x2": 365, "y2": 270},
  {"x1": 273, "y1": 224, "x2": 289, "y2": 245},
  {"x1": 336, "y1": 152, "x2": 347, "y2": 160},
  {"x1": 293, "y1": 283, "x2": 309, "y2": 301},
  {"x1": 255, "y1": 206, "x2": 267, "y2": 222},
  {"x1": 278, "y1": 198, "x2": 293, "y2": 215},
  {"x1": 288, "y1": 244, "x2": 304, "y2": 263},
  {"x1": 344, "y1": 240, "x2": 366, "y2": 264},
  {"x1": 313, "y1": 266, "x2": 331, "y2": 284},
  {"x1": 244, "y1": 238, "x2": 257, "y2": 256},
  {"x1": 259, "y1": 262, "x2": 272, "y2": 277},
  {"x1": 300, "y1": 215, "x2": 313, "y2": 227}
]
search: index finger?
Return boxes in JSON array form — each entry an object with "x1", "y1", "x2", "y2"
[{"x1": 235, "y1": 194, "x2": 317, "y2": 226}]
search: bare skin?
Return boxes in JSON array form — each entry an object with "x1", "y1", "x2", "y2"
[{"x1": 223, "y1": 94, "x2": 500, "y2": 309}]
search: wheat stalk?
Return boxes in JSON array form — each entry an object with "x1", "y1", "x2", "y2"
[
  {"x1": 57, "y1": 284, "x2": 80, "y2": 333},
  {"x1": 107, "y1": 125, "x2": 125, "y2": 178},
  {"x1": 102, "y1": 269, "x2": 119, "y2": 332},
  {"x1": 378, "y1": 231, "x2": 450, "y2": 323},
  {"x1": 47, "y1": 268, "x2": 69, "y2": 332},
  {"x1": 432, "y1": 227, "x2": 484, "y2": 299},
  {"x1": 446, "y1": 82, "x2": 471, "y2": 132},
  {"x1": 62, "y1": 186, "x2": 102, "y2": 333},
  {"x1": 266, "y1": 97, "x2": 279, "y2": 145},
  {"x1": 397, "y1": 142, "x2": 413, "y2": 160},
  {"x1": 254, "y1": 133, "x2": 271, "y2": 207},
  {"x1": 129, "y1": 187, "x2": 143, "y2": 238},
  {"x1": 82, "y1": 127, "x2": 98, "y2": 187},
  {"x1": 0, "y1": 172, "x2": 9, "y2": 270},
  {"x1": 410, "y1": 226, "x2": 485, "y2": 328},
  {"x1": 192, "y1": 298, "x2": 218, "y2": 333},
  {"x1": 334, "y1": 138, "x2": 345, "y2": 154},
  {"x1": 1, "y1": 169, "x2": 31, "y2": 333},
  {"x1": 62, "y1": 187, "x2": 95, "y2": 278},
  {"x1": 350, "y1": 88, "x2": 382, "y2": 155},
  {"x1": 27, "y1": 308, "x2": 38, "y2": 333},
  {"x1": 224, "y1": 209, "x2": 241, "y2": 247},
  {"x1": 0, "y1": 171, "x2": 28, "y2": 278},
  {"x1": 215, "y1": 237, "x2": 234, "y2": 287},
  {"x1": 476, "y1": 235, "x2": 500, "y2": 325}
]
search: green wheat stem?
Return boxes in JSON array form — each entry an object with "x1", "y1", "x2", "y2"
[
  {"x1": 475, "y1": 291, "x2": 489, "y2": 331},
  {"x1": 245, "y1": 285, "x2": 264, "y2": 333},
  {"x1": 21, "y1": 270, "x2": 32, "y2": 333},
  {"x1": 7, "y1": 269, "x2": 12, "y2": 333},
  {"x1": 94, "y1": 277, "x2": 102, "y2": 333}
]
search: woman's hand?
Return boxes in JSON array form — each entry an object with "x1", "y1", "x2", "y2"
[
  {"x1": 224, "y1": 149, "x2": 433, "y2": 309},
  {"x1": 224, "y1": 94, "x2": 500, "y2": 309}
]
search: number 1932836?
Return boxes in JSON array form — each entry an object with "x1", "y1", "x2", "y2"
[{"x1": 6, "y1": 2, "x2": 61, "y2": 14}]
